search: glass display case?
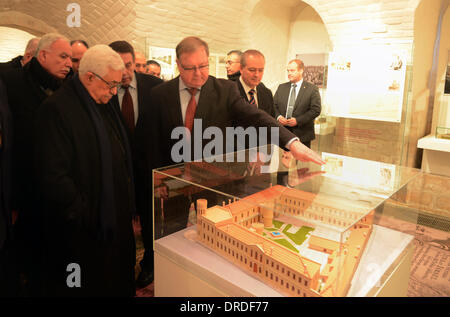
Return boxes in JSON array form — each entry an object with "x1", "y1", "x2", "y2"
[{"x1": 152, "y1": 145, "x2": 421, "y2": 297}]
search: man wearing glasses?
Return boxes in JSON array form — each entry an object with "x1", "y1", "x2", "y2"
[
  {"x1": 225, "y1": 50, "x2": 242, "y2": 81},
  {"x1": 34, "y1": 45, "x2": 137, "y2": 296}
]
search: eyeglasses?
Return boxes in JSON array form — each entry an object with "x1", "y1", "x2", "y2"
[
  {"x1": 92, "y1": 72, "x2": 121, "y2": 92},
  {"x1": 180, "y1": 63, "x2": 209, "y2": 72}
]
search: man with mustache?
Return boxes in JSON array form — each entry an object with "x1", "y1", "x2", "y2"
[{"x1": 0, "y1": 33, "x2": 72, "y2": 295}]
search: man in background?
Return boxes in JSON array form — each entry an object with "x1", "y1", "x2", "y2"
[
  {"x1": 134, "y1": 51, "x2": 147, "y2": 73},
  {"x1": 236, "y1": 49, "x2": 274, "y2": 117},
  {"x1": 0, "y1": 37, "x2": 40, "y2": 72},
  {"x1": 225, "y1": 50, "x2": 242, "y2": 81},
  {"x1": 146, "y1": 60, "x2": 161, "y2": 78},
  {"x1": 273, "y1": 59, "x2": 321, "y2": 148},
  {"x1": 109, "y1": 40, "x2": 163, "y2": 290},
  {"x1": 70, "y1": 40, "x2": 88, "y2": 74}
]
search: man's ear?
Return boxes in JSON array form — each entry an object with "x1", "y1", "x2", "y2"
[{"x1": 37, "y1": 50, "x2": 46, "y2": 63}]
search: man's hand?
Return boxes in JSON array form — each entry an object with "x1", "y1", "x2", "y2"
[
  {"x1": 278, "y1": 116, "x2": 288, "y2": 126},
  {"x1": 288, "y1": 140, "x2": 325, "y2": 165},
  {"x1": 286, "y1": 118, "x2": 297, "y2": 127}
]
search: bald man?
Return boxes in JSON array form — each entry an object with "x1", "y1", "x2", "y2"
[{"x1": 70, "y1": 40, "x2": 88, "y2": 73}]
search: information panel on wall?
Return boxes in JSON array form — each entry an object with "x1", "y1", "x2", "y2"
[{"x1": 324, "y1": 49, "x2": 407, "y2": 123}]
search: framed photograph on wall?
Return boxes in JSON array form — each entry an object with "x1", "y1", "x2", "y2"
[
  {"x1": 148, "y1": 46, "x2": 177, "y2": 81},
  {"x1": 295, "y1": 53, "x2": 327, "y2": 88}
]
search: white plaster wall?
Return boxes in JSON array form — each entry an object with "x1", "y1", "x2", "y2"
[
  {"x1": 286, "y1": 4, "x2": 332, "y2": 60},
  {"x1": 0, "y1": 26, "x2": 34, "y2": 62}
]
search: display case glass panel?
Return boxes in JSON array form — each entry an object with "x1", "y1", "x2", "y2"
[
  {"x1": 153, "y1": 145, "x2": 421, "y2": 297},
  {"x1": 314, "y1": 46, "x2": 414, "y2": 166}
]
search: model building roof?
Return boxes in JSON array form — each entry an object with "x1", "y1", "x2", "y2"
[
  {"x1": 308, "y1": 235, "x2": 341, "y2": 251},
  {"x1": 204, "y1": 206, "x2": 232, "y2": 223},
  {"x1": 219, "y1": 223, "x2": 321, "y2": 278}
]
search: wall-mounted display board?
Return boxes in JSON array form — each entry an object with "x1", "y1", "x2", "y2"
[
  {"x1": 313, "y1": 47, "x2": 414, "y2": 166},
  {"x1": 324, "y1": 49, "x2": 407, "y2": 123}
]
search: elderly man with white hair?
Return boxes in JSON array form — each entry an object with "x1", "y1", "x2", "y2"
[{"x1": 34, "y1": 44, "x2": 137, "y2": 296}]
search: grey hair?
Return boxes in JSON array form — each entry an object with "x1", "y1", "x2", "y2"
[
  {"x1": 78, "y1": 44, "x2": 125, "y2": 77},
  {"x1": 35, "y1": 33, "x2": 69, "y2": 57},
  {"x1": 240, "y1": 50, "x2": 265, "y2": 68},
  {"x1": 24, "y1": 38, "x2": 40, "y2": 56}
]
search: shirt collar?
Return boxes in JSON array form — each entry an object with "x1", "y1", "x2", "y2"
[
  {"x1": 122, "y1": 72, "x2": 137, "y2": 90},
  {"x1": 179, "y1": 77, "x2": 202, "y2": 92},
  {"x1": 291, "y1": 78, "x2": 303, "y2": 88},
  {"x1": 239, "y1": 76, "x2": 256, "y2": 94}
]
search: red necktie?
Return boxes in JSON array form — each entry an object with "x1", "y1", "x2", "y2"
[
  {"x1": 185, "y1": 88, "x2": 198, "y2": 132},
  {"x1": 122, "y1": 86, "x2": 134, "y2": 133}
]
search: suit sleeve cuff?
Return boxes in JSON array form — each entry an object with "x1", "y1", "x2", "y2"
[{"x1": 285, "y1": 137, "x2": 299, "y2": 150}]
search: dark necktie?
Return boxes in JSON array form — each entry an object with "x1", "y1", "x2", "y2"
[
  {"x1": 248, "y1": 88, "x2": 256, "y2": 105},
  {"x1": 121, "y1": 86, "x2": 134, "y2": 133},
  {"x1": 185, "y1": 87, "x2": 198, "y2": 133},
  {"x1": 285, "y1": 83, "x2": 297, "y2": 119}
]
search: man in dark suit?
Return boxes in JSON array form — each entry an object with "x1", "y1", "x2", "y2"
[
  {"x1": 0, "y1": 38, "x2": 40, "y2": 73},
  {"x1": 34, "y1": 44, "x2": 136, "y2": 296},
  {"x1": 274, "y1": 59, "x2": 321, "y2": 148},
  {"x1": 1, "y1": 33, "x2": 72, "y2": 295},
  {"x1": 134, "y1": 37, "x2": 324, "y2": 246},
  {"x1": 108, "y1": 40, "x2": 163, "y2": 289},
  {"x1": 236, "y1": 49, "x2": 274, "y2": 117}
]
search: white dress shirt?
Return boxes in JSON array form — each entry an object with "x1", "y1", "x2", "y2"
[{"x1": 239, "y1": 76, "x2": 258, "y2": 106}]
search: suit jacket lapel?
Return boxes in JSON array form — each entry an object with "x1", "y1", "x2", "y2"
[
  {"x1": 168, "y1": 77, "x2": 183, "y2": 127},
  {"x1": 135, "y1": 72, "x2": 145, "y2": 118},
  {"x1": 280, "y1": 82, "x2": 291, "y2": 115},
  {"x1": 237, "y1": 80, "x2": 249, "y2": 102},
  {"x1": 196, "y1": 76, "x2": 216, "y2": 126},
  {"x1": 294, "y1": 81, "x2": 308, "y2": 110}
]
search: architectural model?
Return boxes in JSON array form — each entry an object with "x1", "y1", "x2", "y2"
[{"x1": 196, "y1": 185, "x2": 374, "y2": 297}]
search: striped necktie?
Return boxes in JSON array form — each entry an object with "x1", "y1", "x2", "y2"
[{"x1": 248, "y1": 88, "x2": 256, "y2": 105}]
